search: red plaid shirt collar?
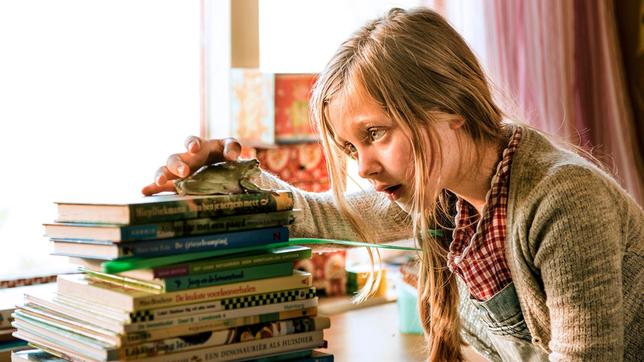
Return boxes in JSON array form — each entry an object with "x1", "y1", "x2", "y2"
[{"x1": 447, "y1": 127, "x2": 522, "y2": 301}]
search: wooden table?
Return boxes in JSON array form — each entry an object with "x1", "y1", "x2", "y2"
[{"x1": 318, "y1": 300, "x2": 488, "y2": 362}]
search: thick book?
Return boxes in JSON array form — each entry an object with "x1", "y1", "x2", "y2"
[
  {"x1": 25, "y1": 287, "x2": 315, "y2": 327},
  {"x1": 44, "y1": 210, "x2": 297, "y2": 242},
  {"x1": 13, "y1": 314, "x2": 329, "y2": 360},
  {"x1": 56, "y1": 271, "x2": 313, "y2": 311},
  {"x1": 15, "y1": 329, "x2": 324, "y2": 362},
  {"x1": 55, "y1": 191, "x2": 294, "y2": 225},
  {"x1": 51, "y1": 226, "x2": 289, "y2": 259},
  {"x1": 71, "y1": 245, "x2": 311, "y2": 280},
  {"x1": 84, "y1": 261, "x2": 294, "y2": 292}
]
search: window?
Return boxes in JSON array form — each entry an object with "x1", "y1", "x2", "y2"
[
  {"x1": 0, "y1": 0, "x2": 200, "y2": 278},
  {"x1": 0, "y1": 0, "x2": 489, "y2": 278}
]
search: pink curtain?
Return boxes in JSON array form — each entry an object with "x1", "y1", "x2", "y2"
[{"x1": 484, "y1": 0, "x2": 642, "y2": 205}]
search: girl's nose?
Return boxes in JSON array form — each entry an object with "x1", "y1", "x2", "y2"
[{"x1": 357, "y1": 150, "x2": 381, "y2": 179}]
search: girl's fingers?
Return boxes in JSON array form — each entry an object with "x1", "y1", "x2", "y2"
[
  {"x1": 166, "y1": 154, "x2": 190, "y2": 178},
  {"x1": 154, "y1": 166, "x2": 176, "y2": 186},
  {"x1": 184, "y1": 135, "x2": 202, "y2": 153},
  {"x1": 141, "y1": 180, "x2": 176, "y2": 196},
  {"x1": 222, "y1": 138, "x2": 242, "y2": 161}
]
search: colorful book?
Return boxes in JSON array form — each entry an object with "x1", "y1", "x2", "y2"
[
  {"x1": 85, "y1": 261, "x2": 294, "y2": 292},
  {"x1": 44, "y1": 210, "x2": 296, "y2": 242},
  {"x1": 15, "y1": 329, "x2": 325, "y2": 362},
  {"x1": 56, "y1": 271, "x2": 312, "y2": 311},
  {"x1": 274, "y1": 73, "x2": 318, "y2": 143},
  {"x1": 50, "y1": 226, "x2": 289, "y2": 259},
  {"x1": 26, "y1": 287, "x2": 315, "y2": 327},
  {"x1": 125, "y1": 306, "x2": 319, "y2": 344},
  {"x1": 55, "y1": 191, "x2": 294, "y2": 225},
  {"x1": 71, "y1": 245, "x2": 311, "y2": 280},
  {"x1": 13, "y1": 314, "x2": 329, "y2": 360}
]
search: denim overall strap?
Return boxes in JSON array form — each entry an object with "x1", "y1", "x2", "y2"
[{"x1": 469, "y1": 282, "x2": 549, "y2": 362}]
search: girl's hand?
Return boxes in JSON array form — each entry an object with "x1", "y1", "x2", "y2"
[{"x1": 141, "y1": 136, "x2": 242, "y2": 196}]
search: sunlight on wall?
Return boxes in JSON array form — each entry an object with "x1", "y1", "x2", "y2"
[
  {"x1": 259, "y1": 0, "x2": 425, "y2": 73},
  {"x1": 0, "y1": 0, "x2": 200, "y2": 277}
]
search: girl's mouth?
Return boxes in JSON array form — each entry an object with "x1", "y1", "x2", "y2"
[{"x1": 383, "y1": 184, "x2": 403, "y2": 201}]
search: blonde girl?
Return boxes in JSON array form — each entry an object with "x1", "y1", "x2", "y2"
[{"x1": 143, "y1": 7, "x2": 643, "y2": 362}]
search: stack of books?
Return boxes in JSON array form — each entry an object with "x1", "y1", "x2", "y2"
[{"x1": 11, "y1": 191, "x2": 334, "y2": 362}]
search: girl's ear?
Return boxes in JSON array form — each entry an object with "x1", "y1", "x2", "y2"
[{"x1": 448, "y1": 116, "x2": 465, "y2": 130}]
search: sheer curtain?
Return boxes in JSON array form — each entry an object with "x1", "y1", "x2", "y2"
[{"x1": 483, "y1": 0, "x2": 642, "y2": 204}]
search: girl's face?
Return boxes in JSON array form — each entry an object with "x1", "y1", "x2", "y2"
[{"x1": 327, "y1": 88, "x2": 463, "y2": 212}]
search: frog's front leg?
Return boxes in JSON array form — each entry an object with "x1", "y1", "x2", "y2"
[{"x1": 239, "y1": 178, "x2": 276, "y2": 194}]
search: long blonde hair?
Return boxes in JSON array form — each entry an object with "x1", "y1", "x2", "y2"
[{"x1": 311, "y1": 7, "x2": 506, "y2": 361}]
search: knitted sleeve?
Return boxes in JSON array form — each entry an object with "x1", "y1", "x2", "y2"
[
  {"x1": 257, "y1": 171, "x2": 413, "y2": 245},
  {"x1": 529, "y1": 166, "x2": 626, "y2": 361}
]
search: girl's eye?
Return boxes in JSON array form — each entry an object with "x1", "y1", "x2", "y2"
[
  {"x1": 368, "y1": 128, "x2": 385, "y2": 141},
  {"x1": 344, "y1": 143, "x2": 358, "y2": 159}
]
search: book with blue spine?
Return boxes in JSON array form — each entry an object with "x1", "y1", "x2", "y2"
[
  {"x1": 50, "y1": 226, "x2": 289, "y2": 259},
  {"x1": 44, "y1": 210, "x2": 296, "y2": 242}
]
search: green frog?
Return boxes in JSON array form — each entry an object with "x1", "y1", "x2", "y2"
[{"x1": 175, "y1": 159, "x2": 268, "y2": 196}]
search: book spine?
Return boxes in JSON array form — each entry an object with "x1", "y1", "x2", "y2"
[
  {"x1": 56, "y1": 272, "x2": 312, "y2": 312},
  {"x1": 125, "y1": 298, "x2": 318, "y2": 332},
  {"x1": 163, "y1": 262, "x2": 293, "y2": 292},
  {"x1": 153, "y1": 246, "x2": 311, "y2": 279},
  {"x1": 130, "y1": 191, "x2": 294, "y2": 224},
  {"x1": 120, "y1": 317, "x2": 329, "y2": 360},
  {"x1": 131, "y1": 330, "x2": 324, "y2": 362},
  {"x1": 120, "y1": 210, "x2": 294, "y2": 242},
  {"x1": 84, "y1": 271, "x2": 163, "y2": 293},
  {"x1": 125, "y1": 307, "x2": 318, "y2": 344},
  {"x1": 258, "y1": 351, "x2": 335, "y2": 362},
  {"x1": 119, "y1": 226, "x2": 289, "y2": 257},
  {"x1": 130, "y1": 287, "x2": 316, "y2": 322},
  {"x1": 184, "y1": 247, "x2": 311, "y2": 277},
  {"x1": 136, "y1": 271, "x2": 312, "y2": 310}
]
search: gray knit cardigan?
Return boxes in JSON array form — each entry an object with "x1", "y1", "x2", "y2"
[{"x1": 258, "y1": 125, "x2": 643, "y2": 361}]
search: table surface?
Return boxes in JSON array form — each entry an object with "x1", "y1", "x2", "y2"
[{"x1": 318, "y1": 300, "x2": 489, "y2": 362}]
